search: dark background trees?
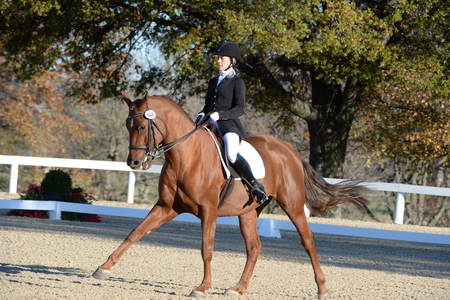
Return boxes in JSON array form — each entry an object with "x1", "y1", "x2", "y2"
[{"x1": 2, "y1": 0, "x2": 447, "y2": 177}]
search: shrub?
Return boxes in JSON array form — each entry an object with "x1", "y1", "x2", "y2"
[{"x1": 41, "y1": 169, "x2": 72, "y2": 200}]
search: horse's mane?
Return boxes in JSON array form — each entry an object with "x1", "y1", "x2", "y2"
[{"x1": 147, "y1": 95, "x2": 195, "y2": 123}]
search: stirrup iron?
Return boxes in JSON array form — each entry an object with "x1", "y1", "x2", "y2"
[{"x1": 250, "y1": 180, "x2": 269, "y2": 204}]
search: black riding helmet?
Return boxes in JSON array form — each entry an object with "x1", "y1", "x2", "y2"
[{"x1": 214, "y1": 41, "x2": 242, "y2": 62}]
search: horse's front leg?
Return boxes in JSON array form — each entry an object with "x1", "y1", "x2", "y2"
[
  {"x1": 92, "y1": 204, "x2": 177, "y2": 279},
  {"x1": 189, "y1": 206, "x2": 217, "y2": 297},
  {"x1": 225, "y1": 210, "x2": 261, "y2": 295}
]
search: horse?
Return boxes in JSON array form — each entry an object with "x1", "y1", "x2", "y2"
[{"x1": 92, "y1": 93, "x2": 371, "y2": 299}]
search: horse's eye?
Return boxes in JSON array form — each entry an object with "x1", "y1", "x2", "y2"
[{"x1": 139, "y1": 125, "x2": 146, "y2": 131}]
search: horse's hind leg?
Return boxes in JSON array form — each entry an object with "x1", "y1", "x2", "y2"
[
  {"x1": 92, "y1": 204, "x2": 177, "y2": 279},
  {"x1": 280, "y1": 197, "x2": 330, "y2": 298},
  {"x1": 225, "y1": 210, "x2": 261, "y2": 296}
]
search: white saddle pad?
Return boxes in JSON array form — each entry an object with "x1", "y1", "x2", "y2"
[
  {"x1": 204, "y1": 127, "x2": 265, "y2": 179},
  {"x1": 238, "y1": 140, "x2": 265, "y2": 179}
]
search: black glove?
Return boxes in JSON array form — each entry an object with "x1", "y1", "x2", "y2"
[{"x1": 195, "y1": 112, "x2": 206, "y2": 125}]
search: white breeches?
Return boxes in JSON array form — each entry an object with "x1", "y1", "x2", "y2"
[{"x1": 223, "y1": 132, "x2": 241, "y2": 163}]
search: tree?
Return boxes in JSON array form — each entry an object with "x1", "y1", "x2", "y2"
[
  {"x1": 1, "y1": 0, "x2": 447, "y2": 177},
  {"x1": 0, "y1": 60, "x2": 95, "y2": 192},
  {"x1": 352, "y1": 53, "x2": 449, "y2": 226},
  {"x1": 0, "y1": 69, "x2": 90, "y2": 157},
  {"x1": 355, "y1": 57, "x2": 449, "y2": 163},
  {"x1": 0, "y1": 62, "x2": 159, "y2": 203}
]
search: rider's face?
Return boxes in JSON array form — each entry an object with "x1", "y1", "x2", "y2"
[{"x1": 216, "y1": 55, "x2": 232, "y2": 71}]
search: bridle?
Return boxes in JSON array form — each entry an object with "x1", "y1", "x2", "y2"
[{"x1": 127, "y1": 105, "x2": 206, "y2": 162}]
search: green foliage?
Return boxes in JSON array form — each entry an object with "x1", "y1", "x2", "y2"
[
  {"x1": 41, "y1": 169, "x2": 72, "y2": 195},
  {"x1": 224, "y1": 0, "x2": 391, "y2": 85},
  {"x1": 354, "y1": 55, "x2": 449, "y2": 163},
  {"x1": 1, "y1": 1, "x2": 447, "y2": 104}
]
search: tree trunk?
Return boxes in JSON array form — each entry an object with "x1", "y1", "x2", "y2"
[
  {"x1": 307, "y1": 77, "x2": 361, "y2": 178},
  {"x1": 307, "y1": 117, "x2": 351, "y2": 178}
]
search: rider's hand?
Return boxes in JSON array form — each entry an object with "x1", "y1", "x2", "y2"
[
  {"x1": 210, "y1": 112, "x2": 219, "y2": 121},
  {"x1": 195, "y1": 112, "x2": 205, "y2": 125}
]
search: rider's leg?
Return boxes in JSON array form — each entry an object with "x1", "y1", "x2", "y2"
[
  {"x1": 233, "y1": 154, "x2": 269, "y2": 204},
  {"x1": 223, "y1": 132, "x2": 240, "y2": 163},
  {"x1": 224, "y1": 133, "x2": 269, "y2": 204}
]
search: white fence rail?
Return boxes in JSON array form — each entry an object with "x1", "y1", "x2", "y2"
[
  {"x1": 1, "y1": 155, "x2": 450, "y2": 225},
  {"x1": 1, "y1": 199, "x2": 449, "y2": 245},
  {"x1": 0, "y1": 155, "x2": 162, "y2": 204}
]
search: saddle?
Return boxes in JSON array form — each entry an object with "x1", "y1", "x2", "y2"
[{"x1": 203, "y1": 126, "x2": 266, "y2": 205}]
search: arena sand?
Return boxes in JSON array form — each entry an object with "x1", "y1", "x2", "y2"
[{"x1": 1, "y1": 213, "x2": 449, "y2": 300}]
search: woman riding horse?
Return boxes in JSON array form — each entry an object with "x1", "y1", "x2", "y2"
[
  {"x1": 195, "y1": 41, "x2": 269, "y2": 204},
  {"x1": 92, "y1": 93, "x2": 375, "y2": 298}
]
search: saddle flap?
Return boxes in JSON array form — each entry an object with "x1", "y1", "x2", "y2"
[{"x1": 204, "y1": 127, "x2": 265, "y2": 180}]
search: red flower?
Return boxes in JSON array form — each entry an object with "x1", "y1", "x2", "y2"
[
  {"x1": 84, "y1": 214, "x2": 101, "y2": 222},
  {"x1": 71, "y1": 193, "x2": 85, "y2": 201},
  {"x1": 26, "y1": 184, "x2": 42, "y2": 194},
  {"x1": 71, "y1": 188, "x2": 87, "y2": 203}
]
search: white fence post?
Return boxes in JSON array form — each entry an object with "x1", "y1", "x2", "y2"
[
  {"x1": 9, "y1": 164, "x2": 19, "y2": 194},
  {"x1": 127, "y1": 171, "x2": 136, "y2": 204},
  {"x1": 49, "y1": 202, "x2": 61, "y2": 220},
  {"x1": 394, "y1": 192, "x2": 405, "y2": 224},
  {"x1": 258, "y1": 218, "x2": 281, "y2": 238}
]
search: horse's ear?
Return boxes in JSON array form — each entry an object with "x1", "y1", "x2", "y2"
[
  {"x1": 143, "y1": 91, "x2": 149, "y2": 100},
  {"x1": 121, "y1": 92, "x2": 132, "y2": 107}
]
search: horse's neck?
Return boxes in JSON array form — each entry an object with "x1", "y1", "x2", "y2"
[
  {"x1": 156, "y1": 100, "x2": 220, "y2": 173},
  {"x1": 164, "y1": 124, "x2": 219, "y2": 173},
  {"x1": 162, "y1": 114, "x2": 196, "y2": 147}
]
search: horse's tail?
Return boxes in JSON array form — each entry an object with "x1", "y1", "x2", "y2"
[{"x1": 301, "y1": 158, "x2": 378, "y2": 220}]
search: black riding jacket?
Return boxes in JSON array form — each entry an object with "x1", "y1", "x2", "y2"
[{"x1": 201, "y1": 74, "x2": 248, "y2": 138}]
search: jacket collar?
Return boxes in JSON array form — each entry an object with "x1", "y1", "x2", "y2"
[
  {"x1": 218, "y1": 68, "x2": 235, "y2": 79},
  {"x1": 215, "y1": 70, "x2": 236, "y2": 89}
]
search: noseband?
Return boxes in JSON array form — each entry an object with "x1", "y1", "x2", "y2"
[{"x1": 127, "y1": 106, "x2": 205, "y2": 162}]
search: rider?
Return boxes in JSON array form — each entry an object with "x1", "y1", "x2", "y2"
[{"x1": 195, "y1": 41, "x2": 269, "y2": 204}]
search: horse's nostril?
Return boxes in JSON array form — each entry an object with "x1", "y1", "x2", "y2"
[{"x1": 133, "y1": 160, "x2": 139, "y2": 165}]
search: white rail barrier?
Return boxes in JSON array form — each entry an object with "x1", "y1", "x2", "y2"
[
  {"x1": 1, "y1": 155, "x2": 449, "y2": 225},
  {"x1": 1, "y1": 199, "x2": 449, "y2": 245},
  {"x1": 0, "y1": 155, "x2": 162, "y2": 204}
]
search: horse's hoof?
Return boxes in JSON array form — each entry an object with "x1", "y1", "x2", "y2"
[
  {"x1": 318, "y1": 291, "x2": 332, "y2": 299},
  {"x1": 189, "y1": 290, "x2": 207, "y2": 297},
  {"x1": 92, "y1": 268, "x2": 111, "y2": 280},
  {"x1": 224, "y1": 289, "x2": 240, "y2": 296}
]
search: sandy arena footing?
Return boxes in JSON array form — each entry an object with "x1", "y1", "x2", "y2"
[{"x1": 1, "y1": 215, "x2": 449, "y2": 299}]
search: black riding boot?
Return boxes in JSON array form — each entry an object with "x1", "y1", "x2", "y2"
[{"x1": 232, "y1": 154, "x2": 269, "y2": 204}]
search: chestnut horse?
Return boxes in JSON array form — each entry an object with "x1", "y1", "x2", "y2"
[{"x1": 93, "y1": 94, "x2": 370, "y2": 299}]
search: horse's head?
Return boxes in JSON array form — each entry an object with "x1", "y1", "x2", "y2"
[{"x1": 122, "y1": 92, "x2": 165, "y2": 170}]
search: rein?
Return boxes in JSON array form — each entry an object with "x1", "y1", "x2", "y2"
[{"x1": 127, "y1": 111, "x2": 206, "y2": 161}]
